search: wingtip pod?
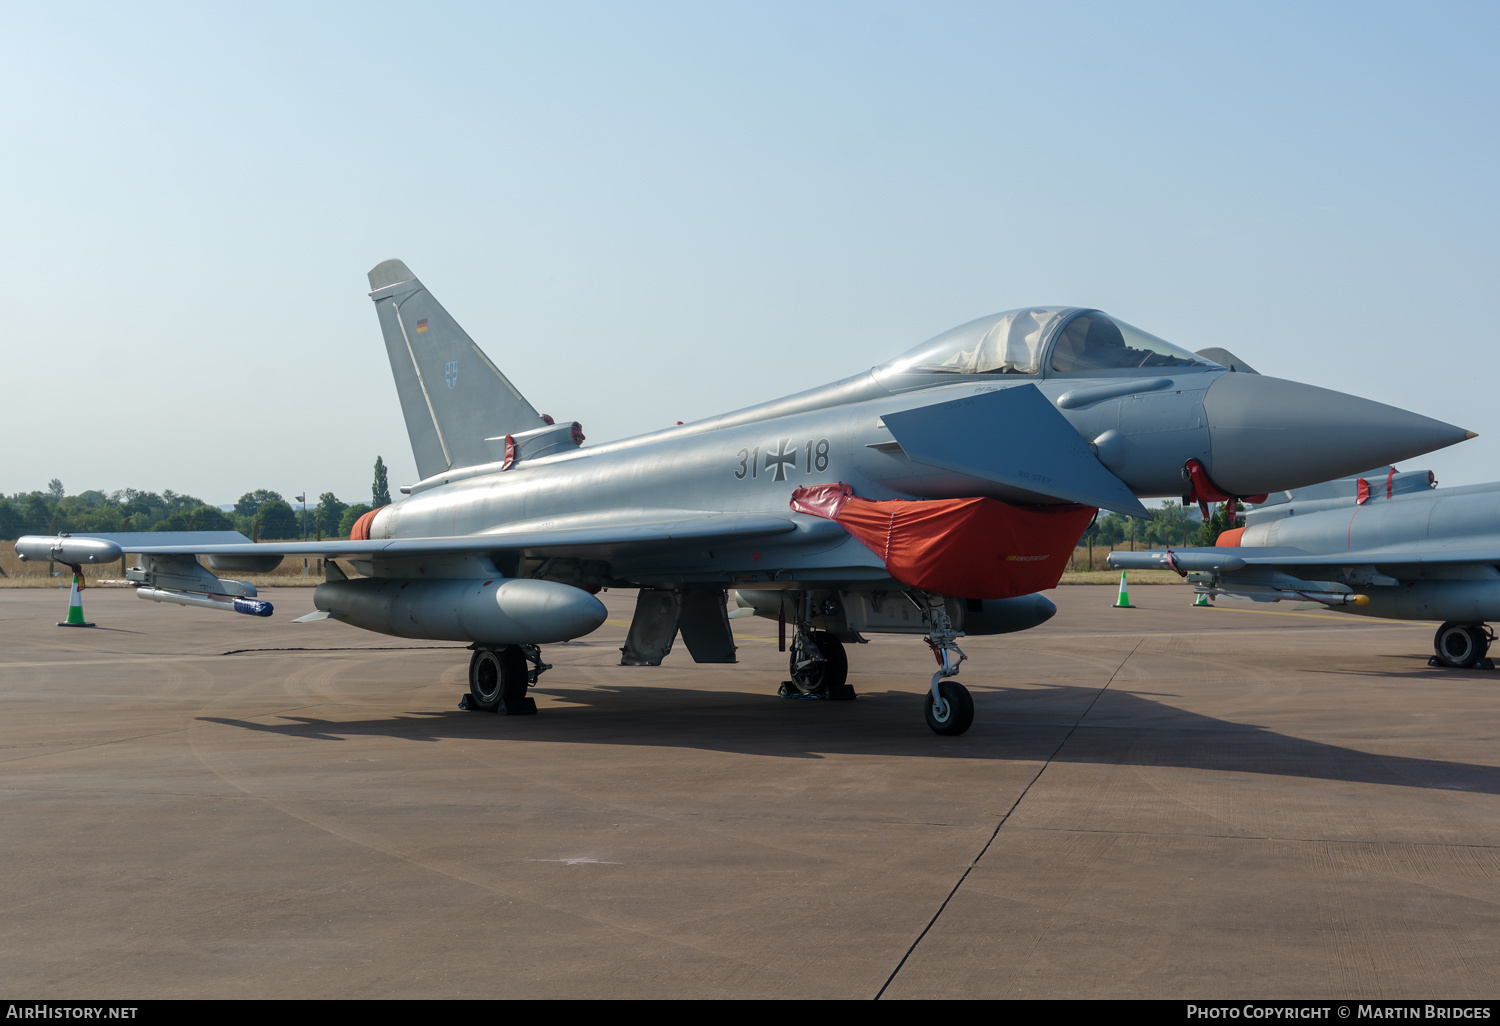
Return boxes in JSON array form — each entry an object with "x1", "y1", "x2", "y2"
[{"x1": 15, "y1": 535, "x2": 123, "y2": 564}]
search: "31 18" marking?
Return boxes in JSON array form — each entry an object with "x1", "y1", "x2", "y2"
[{"x1": 734, "y1": 438, "x2": 830, "y2": 481}]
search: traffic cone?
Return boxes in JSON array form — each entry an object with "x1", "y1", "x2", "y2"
[
  {"x1": 57, "y1": 572, "x2": 95, "y2": 628},
  {"x1": 1193, "y1": 591, "x2": 1211, "y2": 607},
  {"x1": 1113, "y1": 570, "x2": 1134, "y2": 609}
]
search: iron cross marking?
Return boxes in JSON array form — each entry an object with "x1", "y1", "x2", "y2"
[{"x1": 766, "y1": 438, "x2": 797, "y2": 481}]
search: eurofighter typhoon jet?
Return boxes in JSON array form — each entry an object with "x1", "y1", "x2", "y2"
[
  {"x1": 16, "y1": 261, "x2": 1476, "y2": 734},
  {"x1": 1110, "y1": 468, "x2": 1500, "y2": 670}
]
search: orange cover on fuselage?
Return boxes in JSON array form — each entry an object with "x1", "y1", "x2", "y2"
[{"x1": 790, "y1": 483, "x2": 1095, "y2": 599}]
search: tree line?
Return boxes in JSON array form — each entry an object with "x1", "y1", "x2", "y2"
[
  {"x1": 1083, "y1": 502, "x2": 1243, "y2": 550},
  {"x1": 0, "y1": 457, "x2": 396, "y2": 541}
]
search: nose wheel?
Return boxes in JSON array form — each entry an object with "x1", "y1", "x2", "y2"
[
  {"x1": 922, "y1": 598, "x2": 973, "y2": 735},
  {"x1": 925, "y1": 680, "x2": 974, "y2": 735}
]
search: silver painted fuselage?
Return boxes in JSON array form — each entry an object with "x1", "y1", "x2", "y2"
[
  {"x1": 371, "y1": 366, "x2": 1458, "y2": 593},
  {"x1": 1239, "y1": 481, "x2": 1500, "y2": 623}
]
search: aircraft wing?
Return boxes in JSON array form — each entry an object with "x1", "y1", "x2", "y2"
[
  {"x1": 16, "y1": 510, "x2": 808, "y2": 564},
  {"x1": 1104, "y1": 542, "x2": 1500, "y2": 607},
  {"x1": 1111, "y1": 543, "x2": 1500, "y2": 573}
]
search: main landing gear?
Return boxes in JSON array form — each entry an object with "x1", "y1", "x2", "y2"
[
  {"x1": 779, "y1": 589, "x2": 975, "y2": 736},
  {"x1": 780, "y1": 591, "x2": 856, "y2": 701},
  {"x1": 782, "y1": 628, "x2": 853, "y2": 699},
  {"x1": 1431, "y1": 622, "x2": 1495, "y2": 670},
  {"x1": 464, "y1": 644, "x2": 550, "y2": 714}
]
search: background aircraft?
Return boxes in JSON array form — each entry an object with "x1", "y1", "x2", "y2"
[
  {"x1": 1109, "y1": 469, "x2": 1500, "y2": 669},
  {"x1": 16, "y1": 261, "x2": 1476, "y2": 734}
]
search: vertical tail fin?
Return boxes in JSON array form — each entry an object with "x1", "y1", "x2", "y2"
[{"x1": 367, "y1": 259, "x2": 547, "y2": 480}]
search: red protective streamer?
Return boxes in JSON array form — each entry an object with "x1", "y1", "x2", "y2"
[
  {"x1": 1185, "y1": 459, "x2": 1233, "y2": 504},
  {"x1": 790, "y1": 484, "x2": 1096, "y2": 599},
  {"x1": 1184, "y1": 458, "x2": 1269, "y2": 519}
]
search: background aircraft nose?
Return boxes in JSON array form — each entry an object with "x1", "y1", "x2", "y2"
[{"x1": 1203, "y1": 373, "x2": 1473, "y2": 496}]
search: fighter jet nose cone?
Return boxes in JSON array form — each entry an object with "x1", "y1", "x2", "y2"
[{"x1": 1203, "y1": 373, "x2": 1472, "y2": 496}]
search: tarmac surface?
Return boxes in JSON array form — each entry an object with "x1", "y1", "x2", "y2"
[{"x1": 3, "y1": 583, "x2": 1499, "y2": 999}]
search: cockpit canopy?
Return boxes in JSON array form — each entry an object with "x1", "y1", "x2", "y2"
[{"x1": 876, "y1": 308, "x2": 1221, "y2": 380}]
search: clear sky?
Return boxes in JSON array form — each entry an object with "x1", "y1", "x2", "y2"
[{"x1": 3, "y1": 2, "x2": 1496, "y2": 506}]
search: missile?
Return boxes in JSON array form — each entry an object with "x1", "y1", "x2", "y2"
[
  {"x1": 1202, "y1": 588, "x2": 1369, "y2": 607},
  {"x1": 312, "y1": 577, "x2": 607, "y2": 644},
  {"x1": 136, "y1": 588, "x2": 274, "y2": 617},
  {"x1": 1277, "y1": 591, "x2": 1370, "y2": 606}
]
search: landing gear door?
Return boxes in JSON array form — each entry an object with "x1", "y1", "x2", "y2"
[
  {"x1": 678, "y1": 588, "x2": 737, "y2": 664},
  {"x1": 620, "y1": 588, "x2": 682, "y2": 666}
]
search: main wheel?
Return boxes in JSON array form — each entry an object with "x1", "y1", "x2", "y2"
[
  {"x1": 925, "y1": 680, "x2": 974, "y2": 736},
  {"x1": 469, "y1": 647, "x2": 534, "y2": 713},
  {"x1": 469, "y1": 649, "x2": 504, "y2": 711},
  {"x1": 498, "y1": 646, "x2": 534, "y2": 714},
  {"x1": 1469, "y1": 626, "x2": 1493, "y2": 662},
  {"x1": 1434, "y1": 622, "x2": 1485, "y2": 668},
  {"x1": 788, "y1": 630, "x2": 848, "y2": 695}
]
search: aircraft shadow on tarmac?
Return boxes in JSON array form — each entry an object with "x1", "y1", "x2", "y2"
[{"x1": 197, "y1": 681, "x2": 1500, "y2": 795}]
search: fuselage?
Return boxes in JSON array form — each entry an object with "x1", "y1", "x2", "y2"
[
  {"x1": 1235, "y1": 480, "x2": 1500, "y2": 623},
  {"x1": 369, "y1": 352, "x2": 1470, "y2": 599},
  {"x1": 352, "y1": 279, "x2": 1474, "y2": 617},
  {"x1": 370, "y1": 371, "x2": 1223, "y2": 589}
]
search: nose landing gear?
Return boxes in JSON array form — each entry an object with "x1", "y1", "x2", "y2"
[{"x1": 923, "y1": 601, "x2": 973, "y2": 736}]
